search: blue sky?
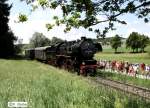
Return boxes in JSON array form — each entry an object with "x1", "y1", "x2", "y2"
[{"x1": 8, "y1": 0, "x2": 150, "y2": 43}]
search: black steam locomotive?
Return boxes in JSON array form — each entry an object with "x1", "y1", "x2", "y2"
[{"x1": 25, "y1": 37, "x2": 101, "y2": 76}]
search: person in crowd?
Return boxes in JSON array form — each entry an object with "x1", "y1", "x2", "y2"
[
  {"x1": 145, "y1": 64, "x2": 150, "y2": 79},
  {"x1": 128, "y1": 64, "x2": 134, "y2": 76},
  {"x1": 140, "y1": 63, "x2": 145, "y2": 75},
  {"x1": 105, "y1": 60, "x2": 111, "y2": 72},
  {"x1": 111, "y1": 60, "x2": 116, "y2": 72},
  {"x1": 124, "y1": 61, "x2": 129, "y2": 74},
  {"x1": 98, "y1": 60, "x2": 150, "y2": 79},
  {"x1": 132, "y1": 64, "x2": 139, "y2": 77}
]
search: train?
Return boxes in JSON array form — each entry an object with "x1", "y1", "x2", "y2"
[{"x1": 25, "y1": 37, "x2": 102, "y2": 76}]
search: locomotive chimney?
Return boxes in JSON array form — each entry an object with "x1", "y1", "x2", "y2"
[{"x1": 81, "y1": 36, "x2": 86, "y2": 40}]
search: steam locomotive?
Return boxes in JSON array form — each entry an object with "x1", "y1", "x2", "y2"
[{"x1": 25, "y1": 37, "x2": 101, "y2": 76}]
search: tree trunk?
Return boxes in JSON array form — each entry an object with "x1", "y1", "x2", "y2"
[
  {"x1": 115, "y1": 48, "x2": 117, "y2": 53},
  {"x1": 136, "y1": 48, "x2": 138, "y2": 53},
  {"x1": 142, "y1": 48, "x2": 144, "y2": 53},
  {"x1": 132, "y1": 49, "x2": 134, "y2": 53}
]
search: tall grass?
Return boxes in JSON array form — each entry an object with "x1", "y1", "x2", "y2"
[{"x1": 0, "y1": 59, "x2": 149, "y2": 108}]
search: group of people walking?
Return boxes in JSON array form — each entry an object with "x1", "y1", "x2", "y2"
[{"x1": 97, "y1": 60, "x2": 150, "y2": 79}]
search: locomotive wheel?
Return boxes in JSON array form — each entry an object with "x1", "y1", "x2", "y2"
[
  {"x1": 74, "y1": 68, "x2": 80, "y2": 75},
  {"x1": 88, "y1": 69, "x2": 97, "y2": 77},
  {"x1": 80, "y1": 69, "x2": 87, "y2": 76},
  {"x1": 66, "y1": 59, "x2": 73, "y2": 72}
]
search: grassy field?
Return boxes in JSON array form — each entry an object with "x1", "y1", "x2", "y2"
[
  {"x1": 102, "y1": 45, "x2": 150, "y2": 53},
  {"x1": 0, "y1": 59, "x2": 150, "y2": 108},
  {"x1": 95, "y1": 52, "x2": 150, "y2": 64},
  {"x1": 95, "y1": 45, "x2": 150, "y2": 64}
]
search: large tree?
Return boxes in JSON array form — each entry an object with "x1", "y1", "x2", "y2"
[
  {"x1": 29, "y1": 32, "x2": 51, "y2": 48},
  {"x1": 20, "y1": 0, "x2": 150, "y2": 38},
  {"x1": 110, "y1": 34, "x2": 122, "y2": 53},
  {"x1": 126, "y1": 32, "x2": 140, "y2": 52},
  {"x1": 0, "y1": 0, "x2": 16, "y2": 57},
  {"x1": 139, "y1": 34, "x2": 149, "y2": 52},
  {"x1": 126, "y1": 32, "x2": 149, "y2": 53},
  {"x1": 50, "y1": 36, "x2": 64, "y2": 45}
]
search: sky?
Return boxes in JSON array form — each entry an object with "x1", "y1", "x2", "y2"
[{"x1": 8, "y1": 0, "x2": 150, "y2": 44}]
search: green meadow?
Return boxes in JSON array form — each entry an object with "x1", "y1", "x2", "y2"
[
  {"x1": 0, "y1": 59, "x2": 149, "y2": 108},
  {"x1": 95, "y1": 45, "x2": 150, "y2": 64},
  {"x1": 95, "y1": 52, "x2": 150, "y2": 64}
]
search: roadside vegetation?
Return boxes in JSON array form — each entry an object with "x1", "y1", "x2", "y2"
[
  {"x1": 0, "y1": 59, "x2": 149, "y2": 108},
  {"x1": 97, "y1": 70, "x2": 150, "y2": 89}
]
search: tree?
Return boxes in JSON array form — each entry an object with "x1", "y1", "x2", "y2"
[
  {"x1": 29, "y1": 32, "x2": 51, "y2": 48},
  {"x1": 0, "y1": 0, "x2": 16, "y2": 57},
  {"x1": 14, "y1": 38, "x2": 23, "y2": 54},
  {"x1": 110, "y1": 34, "x2": 122, "y2": 53},
  {"x1": 126, "y1": 32, "x2": 149, "y2": 53},
  {"x1": 126, "y1": 32, "x2": 140, "y2": 52},
  {"x1": 20, "y1": 0, "x2": 150, "y2": 38},
  {"x1": 50, "y1": 37, "x2": 64, "y2": 45},
  {"x1": 139, "y1": 34, "x2": 149, "y2": 52},
  {"x1": 147, "y1": 43, "x2": 150, "y2": 56}
]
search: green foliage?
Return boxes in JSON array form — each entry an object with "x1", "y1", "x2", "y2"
[
  {"x1": 139, "y1": 34, "x2": 149, "y2": 52},
  {"x1": 50, "y1": 36, "x2": 64, "y2": 45},
  {"x1": 0, "y1": 59, "x2": 149, "y2": 108},
  {"x1": 46, "y1": 23, "x2": 54, "y2": 31},
  {"x1": 126, "y1": 32, "x2": 149, "y2": 53},
  {"x1": 14, "y1": 39, "x2": 24, "y2": 54},
  {"x1": 29, "y1": 32, "x2": 51, "y2": 48},
  {"x1": 50, "y1": 1, "x2": 58, "y2": 9},
  {"x1": 29, "y1": 33, "x2": 63, "y2": 48},
  {"x1": 38, "y1": 0, "x2": 48, "y2": 7},
  {"x1": 18, "y1": 14, "x2": 28, "y2": 22},
  {"x1": 147, "y1": 44, "x2": 150, "y2": 56},
  {"x1": 126, "y1": 32, "x2": 140, "y2": 52},
  {"x1": 110, "y1": 35, "x2": 122, "y2": 53},
  {"x1": 20, "y1": 0, "x2": 150, "y2": 37},
  {"x1": 0, "y1": 0, "x2": 17, "y2": 57}
]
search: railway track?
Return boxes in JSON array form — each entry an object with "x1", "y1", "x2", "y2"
[{"x1": 93, "y1": 77, "x2": 150, "y2": 100}]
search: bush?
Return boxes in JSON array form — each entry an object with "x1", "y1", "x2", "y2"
[{"x1": 147, "y1": 45, "x2": 150, "y2": 56}]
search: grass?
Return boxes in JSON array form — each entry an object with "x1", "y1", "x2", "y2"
[
  {"x1": 97, "y1": 70, "x2": 150, "y2": 89},
  {"x1": 95, "y1": 52, "x2": 150, "y2": 65},
  {"x1": 95, "y1": 45, "x2": 150, "y2": 64},
  {"x1": 102, "y1": 45, "x2": 150, "y2": 53},
  {"x1": 0, "y1": 59, "x2": 150, "y2": 108},
  {"x1": 102, "y1": 45, "x2": 130, "y2": 53}
]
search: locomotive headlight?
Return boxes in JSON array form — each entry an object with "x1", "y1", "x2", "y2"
[{"x1": 82, "y1": 62, "x2": 85, "y2": 65}]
